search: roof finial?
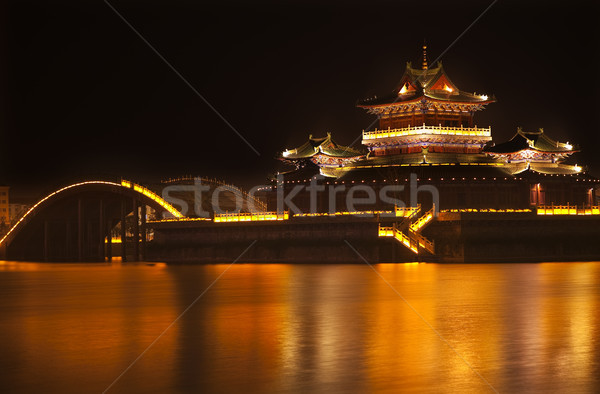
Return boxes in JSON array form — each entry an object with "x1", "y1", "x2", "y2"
[{"x1": 422, "y1": 40, "x2": 428, "y2": 70}]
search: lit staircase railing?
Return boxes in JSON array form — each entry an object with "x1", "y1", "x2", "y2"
[
  {"x1": 378, "y1": 204, "x2": 435, "y2": 255},
  {"x1": 409, "y1": 231, "x2": 435, "y2": 255},
  {"x1": 393, "y1": 205, "x2": 420, "y2": 218},
  {"x1": 409, "y1": 205, "x2": 435, "y2": 232},
  {"x1": 378, "y1": 223, "x2": 419, "y2": 254},
  {"x1": 393, "y1": 223, "x2": 418, "y2": 254},
  {"x1": 378, "y1": 225, "x2": 394, "y2": 237},
  {"x1": 395, "y1": 204, "x2": 420, "y2": 231}
]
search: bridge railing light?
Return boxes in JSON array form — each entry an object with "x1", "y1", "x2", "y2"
[{"x1": 121, "y1": 180, "x2": 183, "y2": 218}]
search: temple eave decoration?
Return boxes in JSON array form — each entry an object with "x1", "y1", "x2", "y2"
[
  {"x1": 504, "y1": 162, "x2": 583, "y2": 176},
  {"x1": 310, "y1": 153, "x2": 365, "y2": 167},
  {"x1": 486, "y1": 150, "x2": 574, "y2": 163},
  {"x1": 483, "y1": 127, "x2": 577, "y2": 164},
  {"x1": 359, "y1": 100, "x2": 492, "y2": 115}
]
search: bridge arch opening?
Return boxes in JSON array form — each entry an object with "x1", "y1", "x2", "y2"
[{"x1": 0, "y1": 180, "x2": 182, "y2": 262}]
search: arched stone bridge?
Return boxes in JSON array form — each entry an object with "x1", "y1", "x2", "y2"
[{"x1": 0, "y1": 180, "x2": 182, "y2": 262}]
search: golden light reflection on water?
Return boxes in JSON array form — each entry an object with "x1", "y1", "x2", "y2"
[
  {"x1": 537, "y1": 263, "x2": 598, "y2": 391},
  {"x1": 0, "y1": 261, "x2": 182, "y2": 393},
  {"x1": 0, "y1": 261, "x2": 598, "y2": 393}
]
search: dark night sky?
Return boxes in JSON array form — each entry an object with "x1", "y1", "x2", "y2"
[{"x1": 0, "y1": 0, "x2": 598, "y2": 198}]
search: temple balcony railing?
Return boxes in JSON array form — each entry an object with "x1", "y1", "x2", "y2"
[{"x1": 362, "y1": 124, "x2": 491, "y2": 141}]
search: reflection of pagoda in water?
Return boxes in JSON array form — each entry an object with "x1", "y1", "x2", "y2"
[{"x1": 270, "y1": 45, "x2": 597, "y2": 211}]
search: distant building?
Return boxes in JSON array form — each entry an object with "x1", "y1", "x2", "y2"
[
  {"x1": 0, "y1": 186, "x2": 9, "y2": 230},
  {"x1": 9, "y1": 203, "x2": 29, "y2": 225}
]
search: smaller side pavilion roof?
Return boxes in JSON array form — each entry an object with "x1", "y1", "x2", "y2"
[
  {"x1": 281, "y1": 133, "x2": 363, "y2": 160},
  {"x1": 484, "y1": 128, "x2": 578, "y2": 154}
]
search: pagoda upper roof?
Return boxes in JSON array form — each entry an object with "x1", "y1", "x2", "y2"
[
  {"x1": 281, "y1": 133, "x2": 363, "y2": 160},
  {"x1": 484, "y1": 128, "x2": 578, "y2": 154},
  {"x1": 357, "y1": 62, "x2": 495, "y2": 108}
]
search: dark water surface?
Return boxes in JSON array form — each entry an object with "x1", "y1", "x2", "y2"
[{"x1": 0, "y1": 261, "x2": 599, "y2": 393}]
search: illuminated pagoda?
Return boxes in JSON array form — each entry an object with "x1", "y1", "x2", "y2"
[
  {"x1": 357, "y1": 47, "x2": 494, "y2": 158},
  {"x1": 270, "y1": 45, "x2": 598, "y2": 212}
]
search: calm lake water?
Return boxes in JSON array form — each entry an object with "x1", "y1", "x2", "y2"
[{"x1": 0, "y1": 261, "x2": 599, "y2": 393}]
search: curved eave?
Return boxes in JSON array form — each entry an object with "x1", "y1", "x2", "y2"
[
  {"x1": 485, "y1": 149, "x2": 578, "y2": 155},
  {"x1": 281, "y1": 151, "x2": 363, "y2": 161},
  {"x1": 357, "y1": 95, "x2": 495, "y2": 109},
  {"x1": 316, "y1": 152, "x2": 364, "y2": 159},
  {"x1": 424, "y1": 93, "x2": 496, "y2": 105},
  {"x1": 505, "y1": 162, "x2": 584, "y2": 176},
  {"x1": 356, "y1": 95, "x2": 417, "y2": 108},
  {"x1": 280, "y1": 153, "x2": 316, "y2": 160}
]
